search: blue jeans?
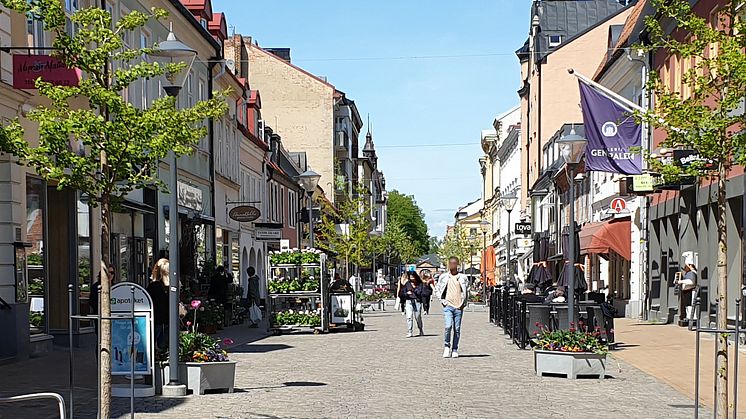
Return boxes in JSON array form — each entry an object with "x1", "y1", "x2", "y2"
[
  {"x1": 443, "y1": 305, "x2": 463, "y2": 350},
  {"x1": 405, "y1": 300, "x2": 423, "y2": 334}
]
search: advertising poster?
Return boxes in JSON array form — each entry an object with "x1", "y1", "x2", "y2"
[
  {"x1": 111, "y1": 315, "x2": 150, "y2": 375},
  {"x1": 331, "y1": 294, "x2": 353, "y2": 324}
]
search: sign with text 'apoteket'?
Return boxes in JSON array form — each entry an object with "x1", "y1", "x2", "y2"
[{"x1": 229, "y1": 205, "x2": 261, "y2": 222}]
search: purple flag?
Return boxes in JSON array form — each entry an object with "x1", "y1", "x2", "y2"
[{"x1": 579, "y1": 80, "x2": 642, "y2": 175}]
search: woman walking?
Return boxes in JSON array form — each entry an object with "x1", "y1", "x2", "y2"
[
  {"x1": 399, "y1": 272, "x2": 425, "y2": 337},
  {"x1": 147, "y1": 258, "x2": 170, "y2": 352},
  {"x1": 396, "y1": 273, "x2": 409, "y2": 315},
  {"x1": 422, "y1": 271, "x2": 435, "y2": 315}
]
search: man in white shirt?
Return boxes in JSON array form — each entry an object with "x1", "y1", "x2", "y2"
[{"x1": 434, "y1": 256, "x2": 470, "y2": 358}]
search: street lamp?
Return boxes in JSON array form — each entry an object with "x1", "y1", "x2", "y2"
[
  {"x1": 501, "y1": 193, "x2": 518, "y2": 285},
  {"x1": 557, "y1": 127, "x2": 587, "y2": 326},
  {"x1": 297, "y1": 169, "x2": 321, "y2": 248},
  {"x1": 479, "y1": 219, "x2": 490, "y2": 297},
  {"x1": 148, "y1": 26, "x2": 196, "y2": 395}
]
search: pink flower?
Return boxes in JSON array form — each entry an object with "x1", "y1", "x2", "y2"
[
  {"x1": 186, "y1": 321, "x2": 192, "y2": 327},
  {"x1": 222, "y1": 338, "x2": 234, "y2": 346},
  {"x1": 191, "y1": 300, "x2": 201, "y2": 309}
]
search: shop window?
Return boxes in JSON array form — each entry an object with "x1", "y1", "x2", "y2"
[
  {"x1": 77, "y1": 194, "x2": 92, "y2": 326},
  {"x1": 26, "y1": 177, "x2": 46, "y2": 334},
  {"x1": 231, "y1": 238, "x2": 240, "y2": 284}
]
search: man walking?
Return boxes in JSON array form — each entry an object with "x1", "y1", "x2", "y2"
[
  {"x1": 246, "y1": 267, "x2": 262, "y2": 328},
  {"x1": 435, "y1": 256, "x2": 469, "y2": 358}
]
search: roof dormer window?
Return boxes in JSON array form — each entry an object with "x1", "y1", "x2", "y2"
[
  {"x1": 201, "y1": 18, "x2": 208, "y2": 29},
  {"x1": 548, "y1": 35, "x2": 562, "y2": 48}
]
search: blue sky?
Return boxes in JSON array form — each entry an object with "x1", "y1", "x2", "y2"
[{"x1": 213, "y1": 0, "x2": 529, "y2": 238}]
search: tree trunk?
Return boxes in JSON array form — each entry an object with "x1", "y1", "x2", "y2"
[
  {"x1": 715, "y1": 163, "x2": 729, "y2": 418},
  {"x1": 100, "y1": 193, "x2": 112, "y2": 418}
]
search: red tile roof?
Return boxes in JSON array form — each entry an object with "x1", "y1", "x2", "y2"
[
  {"x1": 593, "y1": 0, "x2": 648, "y2": 80},
  {"x1": 208, "y1": 12, "x2": 227, "y2": 40}
]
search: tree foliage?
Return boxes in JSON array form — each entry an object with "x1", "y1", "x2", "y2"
[
  {"x1": 317, "y1": 188, "x2": 375, "y2": 276},
  {"x1": 0, "y1": 1, "x2": 227, "y2": 416},
  {"x1": 371, "y1": 219, "x2": 420, "y2": 264},
  {"x1": 638, "y1": 1, "x2": 745, "y2": 415},
  {"x1": 387, "y1": 190, "x2": 430, "y2": 256},
  {"x1": 436, "y1": 225, "x2": 479, "y2": 269}
]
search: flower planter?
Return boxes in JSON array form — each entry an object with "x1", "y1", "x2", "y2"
[
  {"x1": 182, "y1": 361, "x2": 236, "y2": 395},
  {"x1": 534, "y1": 350, "x2": 606, "y2": 379}
]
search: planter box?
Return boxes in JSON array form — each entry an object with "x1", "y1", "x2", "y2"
[
  {"x1": 534, "y1": 350, "x2": 606, "y2": 379},
  {"x1": 183, "y1": 361, "x2": 236, "y2": 395}
]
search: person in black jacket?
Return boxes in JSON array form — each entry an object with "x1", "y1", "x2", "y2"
[
  {"x1": 147, "y1": 258, "x2": 170, "y2": 352},
  {"x1": 399, "y1": 272, "x2": 425, "y2": 337}
]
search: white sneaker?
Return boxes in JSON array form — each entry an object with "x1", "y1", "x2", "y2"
[
  {"x1": 451, "y1": 351, "x2": 459, "y2": 358},
  {"x1": 406, "y1": 332, "x2": 413, "y2": 338},
  {"x1": 443, "y1": 348, "x2": 451, "y2": 358}
]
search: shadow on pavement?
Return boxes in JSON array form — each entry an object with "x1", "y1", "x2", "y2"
[
  {"x1": 456, "y1": 354, "x2": 490, "y2": 358},
  {"x1": 230, "y1": 343, "x2": 293, "y2": 354}
]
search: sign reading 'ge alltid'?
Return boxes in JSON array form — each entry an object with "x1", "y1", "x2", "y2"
[{"x1": 12, "y1": 54, "x2": 81, "y2": 89}]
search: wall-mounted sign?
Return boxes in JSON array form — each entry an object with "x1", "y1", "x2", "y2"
[
  {"x1": 177, "y1": 181, "x2": 203, "y2": 212},
  {"x1": 256, "y1": 228, "x2": 281, "y2": 241},
  {"x1": 673, "y1": 149, "x2": 715, "y2": 170},
  {"x1": 229, "y1": 205, "x2": 260, "y2": 222},
  {"x1": 610, "y1": 198, "x2": 627, "y2": 213},
  {"x1": 13, "y1": 54, "x2": 81, "y2": 89},
  {"x1": 514, "y1": 222, "x2": 532, "y2": 235},
  {"x1": 630, "y1": 174, "x2": 658, "y2": 193}
]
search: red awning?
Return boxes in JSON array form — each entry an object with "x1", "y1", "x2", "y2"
[
  {"x1": 579, "y1": 219, "x2": 631, "y2": 260},
  {"x1": 481, "y1": 245, "x2": 496, "y2": 286}
]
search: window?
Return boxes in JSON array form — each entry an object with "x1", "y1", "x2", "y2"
[
  {"x1": 27, "y1": 7, "x2": 46, "y2": 49},
  {"x1": 548, "y1": 35, "x2": 562, "y2": 48},
  {"x1": 288, "y1": 190, "x2": 297, "y2": 227},
  {"x1": 200, "y1": 18, "x2": 207, "y2": 29},
  {"x1": 65, "y1": 0, "x2": 80, "y2": 36}
]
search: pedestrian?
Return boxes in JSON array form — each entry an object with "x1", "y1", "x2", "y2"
[
  {"x1": 398, "y1": 271, "x2": 425, "y2": 337},
  {"x1": 435, "y1": 256, "x2": 469, "y2": 358},
  {"x1": 246, "y1": 266, "x2": 262, "y2": 328},
  {"x1": 209, "y1": 265, "x2": 230, "y2": 304},
  {"x1": 396, "y1": 273, "x2": 408, "y2": 315},
  {"x1": 675, "y1": 263, "x2": 698, "y2": 325},
  {"x1": 147, "y1": 258, "x2": 170, "y2": 352},
  {"x1": 422, "y1": 271, "x2": 435, "y2": 315}
]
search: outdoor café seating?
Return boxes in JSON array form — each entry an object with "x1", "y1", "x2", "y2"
[{"x1": 490, "y1": 285, "x2": 614, "y2": 350}]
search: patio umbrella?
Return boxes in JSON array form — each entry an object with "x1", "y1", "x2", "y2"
[
  {"x1": 557, "y1": 262, "x2": 588, "y2": 294},
  {"x1": 528, "y1": 236, "x2": 552, "y2": 290}
]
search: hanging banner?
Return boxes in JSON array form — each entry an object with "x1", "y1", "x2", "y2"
[
  {"x1": 12, "y1": 54, "x2": 81, "y2": 89},
  {"x1": 578, "y1": 80, "x2": 642, "y2": 175}
]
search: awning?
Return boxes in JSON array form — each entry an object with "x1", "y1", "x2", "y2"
[
  {"x1": 481, "y1": 245, "x2": 496, "y2": 286},
  {"x1": 579, "y1": 219, "x2": 631, "y2": 260}
]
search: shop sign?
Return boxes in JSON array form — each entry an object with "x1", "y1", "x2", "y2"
[
  {"x1": 514, "y1": 222, "x2": 532, "y2": 235},
  {"x1": 13, "y1": 54, "x2": 81, "y2": 89},
  {"x1": 256, "y1": 228, "x2": 281, "y2": 241},
  {"x1": 110, "y1": 283, "x2": 153, "y2": 377},
  {"x1": 229, "y1": 205, "x2": 260, "y2": 222},
  {"x1": 177, "y1": 181, "x2": 203, "y2": 212},
  {"x1": 630, "y1": 174, "x2": 658, "y2": 193},
  {"x1": 673, "y1": 149, "x2": 714, "y2": 170},
  {"x1": 610, "y1": 198, "x2": 627, "y2": 213}
]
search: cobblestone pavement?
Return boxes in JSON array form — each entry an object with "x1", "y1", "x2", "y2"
[
  {"x1": 107, "y1": 307, "x2": 705, "y2": 419},
  {"x1": 1, "y1": 307, "x2": 710, "y2": 418}
]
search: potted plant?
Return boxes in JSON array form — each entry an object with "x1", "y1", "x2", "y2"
[
  {"x1": 178, "y1": 327, "x2": 236, "y2": 395},
  {"x1": 187, "y1": 299, "x2": 223, "y2": 334},
  {"x1": 532, "y1": 323, "x2": 608, "y2": 379},
  {"x1": 271, "y1": 309, "x2": 322, "y2": 327}
]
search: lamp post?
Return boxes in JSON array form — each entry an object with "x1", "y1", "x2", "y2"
[
  {"x1": 557, "y1": 127, "x2": 587, "y2": 326},
  {"x1": 479, "y1": 219, "x2": 490, "y2": 299},
  {"x1": 148, "y1": 26, "x2": 196, "y2": 394},
  {"x1": 501, "y1": 194, "x2": 518, "y2": 284},
  {"x1": 297, "y1": 169, "x2": 321, "y2": 248}
]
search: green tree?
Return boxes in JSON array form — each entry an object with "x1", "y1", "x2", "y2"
[
  {"x1": 0, "y1": 1, "x2": 227, "y2": 415},
  {"x1": 436, "y1": 225, "x2": 479, "y2": 270},
  {"x1": 371, "y1": 219, "x2": 419, "y2": 267},
  {"x1": 317, "y1": 187, "x2": 374, "y2": 278},
  {"x1": 640, "y1": 1, "x2": 745, "y2": 414},
  {"x1": 387, "y1": 190, "x2": 430, "y2": 256}
]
